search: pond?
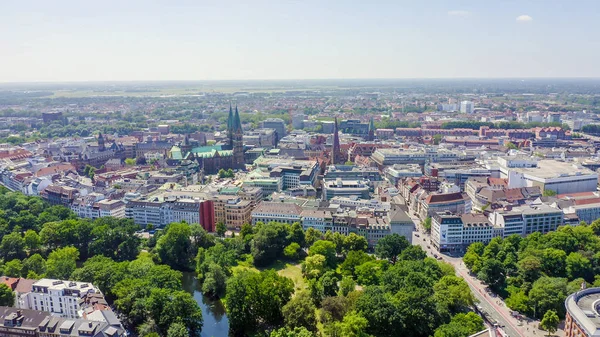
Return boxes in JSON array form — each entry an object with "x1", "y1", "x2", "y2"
[{"x1": 182, "y1": 272, "x2": 229, "y2": 337}]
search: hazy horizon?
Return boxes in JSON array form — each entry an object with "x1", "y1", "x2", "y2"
[{"x1": 3, "y1": 0, "x2": 600, "y2": 82}]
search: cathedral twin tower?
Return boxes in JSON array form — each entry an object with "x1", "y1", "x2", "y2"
[{"x1": 227, "y1": 104, "x2": 245, "y2": 170}]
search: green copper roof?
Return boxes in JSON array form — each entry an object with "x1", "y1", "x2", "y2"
[
  {"x1": 191, "y1": 145, "x2": 223, "y2": 153},
  {"x1": 169, "y1": 146, "x2": 183, "y2": 160}
]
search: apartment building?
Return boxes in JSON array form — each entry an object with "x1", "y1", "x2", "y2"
[
  {"x1": 19, "y1": 279, "x2": 101, "y2": 319},
  {"x1": 0, "y1": 306, "x2": 125, "y2": 337},
  {"x1": 125, "y1": 194, "x2": 215, "y2": 230}
]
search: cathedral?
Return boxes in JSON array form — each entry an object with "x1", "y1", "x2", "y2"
[{"x1": 169, "y1": 104, "x2": 245, "y2": 174}]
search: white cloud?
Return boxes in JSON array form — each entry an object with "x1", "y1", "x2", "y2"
[
  {"x1": 448, "y1": 10, "x2": 470, "y2": 17},
  {"x1": 516, "y1": 15, "x2": 533, "y2": 22}
]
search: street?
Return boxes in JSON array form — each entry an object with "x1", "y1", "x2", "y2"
[{"x1": 409, "y1": 216, "x2": 565, "y2": 337}]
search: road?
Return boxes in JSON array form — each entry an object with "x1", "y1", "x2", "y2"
[{"x1": 409, "y1": 215, "x2": 565, "y2": 337}]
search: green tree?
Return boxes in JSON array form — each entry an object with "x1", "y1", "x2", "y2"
[
  {"x1": 146, "y1": 289, "x2": 203, "y2": 337},
  {"x1": 23, "y1": 230, "x2": 41, "y2": 252},
  {"x1": 270, "y1": 327, "x2": 316, "y2": 337},
  {"x1": 283, "y1": 242, "x2": 301, "y2": 261},
  {"x1": 320, "y1": 296, "x2": 350, "y2": 323},
  {"x1": 4, "y1": 259, "x2": 23, "y2": 277},
  {"x1": 201, "y1": 263, "x2": 227, "y2": 298},
  {"x1": 543, "y1": 189, "x2": 557, "y2": 197},
  {"x1": 541, "y1": 248, "x2": 567, "y2": 277},
  {"x1": 399, "y1": 245, "x2": 427, "y2": 261},
  {"x1": 23, "y1": 254, "x2": 46, "y2": 277},
  {"x1": 433, "y1": 275, "x2": 475, "y2": 314},
  {"x1": 166, "y1": 322, "x2": 188, "y2": 337},
  {"x1": 529, "y1": 277, "x2": 568, "y2": 318},
  {"x1": 216, "y1": 222, "x2": 227, "y2": 237},
  {"x1": 422, "y1": 217, "x2": 432, "y2": 233},
  {"x1": 375, "y1": 234, "x2": 409, "y2": 264},
  {"x1": 343, "y1": 233, "x2": 368, "y2": 253},
  {"x1": 540, "y1": 310, "x2": 560, "y2": 336},
  {"x1": 355, "y1": 286, "x2": 403, "y2": 337},
  {"x1": 355, "y1": 261, "x2": 387, "y2": 286},
  {"x1": 518, "y1": 255, "x2": 543, "y2": 283},
  {"x1": 240, "y1": 223, "x2": 254, "y2": 239},
  {"x1": 339, "y1": 250, "x2": 374, "y2": 277},
  {"x1": 566, "y1": 252, "x2": 593, "y2": 281},
  {"x1": 0, "y1": 284, "x2": 14, "y2": 307},
  {"x1": 477, "y1": 258, "x2": 505, "y2": 291},
  {"x1": 46, "y1": 246, "x2": 79, "y2": 279},
  {"x1": 288, "y1": 222, "x2": 306, "y2": 248},
  {"x1": 339, "y1": 276, "x2": 357, "y2": 296},
  {"x1": 302, "y1": 254, "x2": 327, "y2": 279},
  {"x1": 125, "y1": 158, "x2": 136, "y2": 166},
  {"x1": 226, "y1": 270, "x2": 294, "y2": 334},
  {"x1": 304, "y1": 228, "x2": 321, "y2": 247},
  {"x1": 433, "y1": 312, "x2": 484, "y2": 337},
  {"x1": 282, "y1": 291, "x2": 317, "y2": 332},
  {"x1": 251, "y1": 222, "x2": 289, "y2": 267},
  {"x1": 308, "y1": 240, "x2": 337, "y2": 268},
  {"x1": 156, "y1": 222, "x2": 193, "y2": 270},
  {"x1": 505, "y1": 286, "x2": 530, "y2": 314},
  {"x1": 0, "y1": 232, "x2": 26, "y2": 261},
  {"x1": 334, "y1": 311, "x2": 371, "y2": 337}
]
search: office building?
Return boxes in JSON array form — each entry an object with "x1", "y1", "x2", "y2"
[
  {"x1": 488, "y1": 204, "x2": 563, "y2": 237},
  {"x1": 322, "y1": 179, "x2": 370, "y2": 200},
  {"x1": 460, "y1": 101, "x2": 474, "y2": 114},
  {"x1": 262, "y1": 118, "x2": 287, "y2": 143},
  {"x1": 251, "y1": 201, "x2": 303, "y2": 225},
  {"x1": 491, "y1": 157, "x2": 598, "y2": 194},
  {"x1": 431, "y1": 212, "x2": 495, "y2": 252},
  {"x1": 565, "y1": 286, "x2": 600, "y2": 337}
]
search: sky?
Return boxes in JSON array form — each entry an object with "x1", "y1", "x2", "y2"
[{"x1": 1, "y1": 0, "x2": 599, "y2": 82}]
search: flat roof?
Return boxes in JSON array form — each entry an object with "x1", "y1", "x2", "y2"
[
  {"x1": 513, "y1": 160, "x2": 596, "y2": 179},
  {"x1": 566, "y1": 288, "x2": 600, "y2": 337}
]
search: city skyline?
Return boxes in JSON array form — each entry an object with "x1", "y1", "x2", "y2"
[{"x1": 2, "y1": 0, "x2": 600, "y2": 82}]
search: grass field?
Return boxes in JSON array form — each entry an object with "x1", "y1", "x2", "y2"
[
  {"x1": 231, "y1": 257, "x2": 306, "y2": 292},
  {"x1": 276, "y1": 263, "x2": 306, "y2": 292}
]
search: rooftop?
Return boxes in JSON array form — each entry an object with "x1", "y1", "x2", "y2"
[{"x1": 566, "y1": 287, "x2": 600, "y2": 337}]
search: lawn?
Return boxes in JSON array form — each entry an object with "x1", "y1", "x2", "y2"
[{"x1": 276, "y1": 263, "x2": 306, "y2": 292}]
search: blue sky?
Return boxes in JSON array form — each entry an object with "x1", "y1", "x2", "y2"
[{"x1": 1, "y1": 0, "x2": 599, "y2": 81}]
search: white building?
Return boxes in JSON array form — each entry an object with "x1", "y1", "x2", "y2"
[
  {"x1": 460, "y1": 101, "x2": 474, "y2": 114},
  {"x1": 490, "y1": 157, "x2": 598, "y2": 194},
  {"x1": 488, "y1": 204, "x2": 563, "y2": 237},
  {"x1": 251, "y1": 201, "x2": 303, "y2": 225},
  {"x1": 19, "y1": 279, "x2": 102, "y2": 319}
]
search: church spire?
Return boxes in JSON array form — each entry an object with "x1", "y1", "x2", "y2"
[
  {"x1": 367, "y1": 116, "x2": 375, "y2": 141},
  {"x1": 234, "y1": 104, "x2": 242, "y2": 132},
  {"x1": 227, "y1": 102, "x2": 233, "y2": 133},
  {"x1": 332, "y1": 117, "x2": 341, "y2": 164}
]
